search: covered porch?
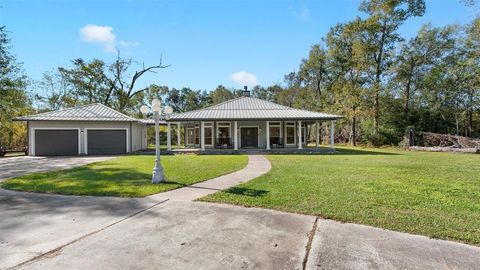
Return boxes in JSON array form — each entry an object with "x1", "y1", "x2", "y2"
[{"x1": 163, "y1": 120, "x2": 337, "y2": 152}]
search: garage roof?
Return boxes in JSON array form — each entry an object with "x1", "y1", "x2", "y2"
[
  {"x1": 15, "y1": 103, "x2": 138, "y2": 122},
  {"x1": 169, "y1": 96, "x2": 343, "y2": 121}
]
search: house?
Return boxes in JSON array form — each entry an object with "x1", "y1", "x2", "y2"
[
  {"x1": 166, "y1": 90, "x2": 342, "y2": 152},
  {"x1": 15, "y1": 90, "x2": 342, "y2": 156}
]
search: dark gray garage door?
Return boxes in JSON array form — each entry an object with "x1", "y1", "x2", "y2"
[
  {"x1": 35, "y1": 130, "x2": 79, "y2": 156},
  {"x1": 87, "y1": 130, "x2": 127, "y2": 155}
]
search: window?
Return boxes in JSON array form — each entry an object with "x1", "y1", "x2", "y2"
[
  {"x1": 286, "y1": 122, "x2": 295, "y2": 145},
  {"x1": 217, "y1": 122, "x2": 231, "y2": 145},
  {"x1": 204, "y1": 122, "x2": 213, "y2": 146},
  {"x1": 187, "y1": 128, "x2": 196, "y2": 145},
  {"x1": 195, "y1": 127, "x2": 199, "y2": 145},
  {"x1": 269, "y1": 122, "x2": 281, "y2": 145},
  {"x1": 302, "y1": 124, "x2": 307, "y2": 144}
]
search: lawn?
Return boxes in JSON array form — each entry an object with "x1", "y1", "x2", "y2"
[
  {"x1": 0, "y1": 155, "x2": 248, "y2": 197},
  {"x1": 201, "y1": 147, "x2": 480, "y2": 245}
]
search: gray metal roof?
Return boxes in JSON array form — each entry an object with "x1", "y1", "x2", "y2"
[
  {"x1": 169, "y1": 96, "x2": 343, "y2": 121},
  {"x1": 14, "y1": 103, "x2": 138, "y2": 122},
  {"x1": 138, "y1": 118, "x2": 167, "y2": 125}
]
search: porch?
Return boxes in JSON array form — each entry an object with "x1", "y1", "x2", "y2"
[
  {"x1": 169, "y1": 146, "x2": 336, "y2": 155},
  {"x1": 163, "y1": 120, "x2": 337, "y2": 152}
]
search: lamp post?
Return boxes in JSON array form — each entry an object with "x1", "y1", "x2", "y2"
[{"x1": 140, "y1": 99, "x2": 173, "y2": 184}]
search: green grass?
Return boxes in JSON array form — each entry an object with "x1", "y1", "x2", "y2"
[
  {"x1": 201, "y1": 147, "x2": 480, "y2": 245},
  {"x1": 0, "y1": 155, "x2": 248, "y2": 197}
]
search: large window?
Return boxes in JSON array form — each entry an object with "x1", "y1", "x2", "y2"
[
  {"x1": 187, "y1": 127, "x2": 197, "y2": 145},
  {"x1": 217, "y1": 122, "x2": 231, "y2": 145},
  {"x1": 269, "y1": 122, "x2": 281, "y2": 145},
  {"x1": 285, "y1": 122, "x2": 295, "y2": 145},
  {"x1": 204, "y1": 122, "x2": 213, "y2": 146}
]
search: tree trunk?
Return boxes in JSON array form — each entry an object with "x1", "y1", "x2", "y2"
[
  {"x1": 403, "y1": 76, "x2": 412, "y2": 122},
  {"x1": 351, "y1": 105, "x2": 357, "y2": 146}
]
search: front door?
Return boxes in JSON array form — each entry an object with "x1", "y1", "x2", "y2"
[{"x1": 241, "y1": 128, "x2": 258, "y2": 148}]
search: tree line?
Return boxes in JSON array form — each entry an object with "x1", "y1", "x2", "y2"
[{"x1": 1, "y1": 0, "x2": 479, "y2": 148}]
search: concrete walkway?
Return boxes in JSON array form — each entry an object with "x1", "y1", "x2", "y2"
[{"x1": 148, "y1": 155, "x2": 271, "y2": 201}]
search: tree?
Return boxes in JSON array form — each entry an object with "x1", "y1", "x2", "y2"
[
  {"x1": 209, "y1": 85, "x2": 235, "y2": 104},
  {"x1": 298, "y1": 44, "x2": 329, "y2": 99},
  {"x1": 392, "y1": 24, "x2": 456, "y2": 125},
  {"x1": 43, "y1": 51, "x2": 169, "y2": 114},
  {"x1": 357, "y1": 0, "x2": 426, "y2": 144},
  {"x1": 0, "y1": 26, "x2": 32, "y2": 149},
  {"x1": 326, "y1": 21, "x2": 369, "y2": 146}
]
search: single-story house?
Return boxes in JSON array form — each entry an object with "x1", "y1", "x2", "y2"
[{"x1": 15, "y1": 90, "x2": 342, "y2": 156}]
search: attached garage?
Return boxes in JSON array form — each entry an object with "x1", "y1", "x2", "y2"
[
  {"x1": 34, "y1": 129, "x2": 79, "y2": 156},
  {"x1": 86, "y1": 129, "x2": 127, "y2": 155},
  {"x1": 15, "y1": 103, "x2": 148, "y2": 156}
]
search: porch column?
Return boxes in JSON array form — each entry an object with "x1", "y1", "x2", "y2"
[
  {"x1": 200, "y1": 121, "x2": 205, "y2": 151},
  {"x1": 234, "y1": 121, "x2": 238, "y2": 150},
  {"x1": 167, "y1": 122, "x2": 172, "y2": 151},
  {"x1": 266, "y1": 121, "x2": 270, "y2": 150},
  {"x1": 316, "y1": 122, "x2": 319, "y2": 147},
  {"x1": 298, "y1": 120, "x2": 303, "y2": 149},
  {"x1": 330, "y1": 121, "x2": 335, "y2": 150},
  {"x1": 176, "y1": 122, "x2": 181, "y2": 148}
]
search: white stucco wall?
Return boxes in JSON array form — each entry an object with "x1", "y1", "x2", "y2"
[{"x1": 28, "y1": 121, "x2": 147, "y2": 156}]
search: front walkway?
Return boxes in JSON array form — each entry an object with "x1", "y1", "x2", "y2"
[{"x1": 148, "y1": 155, "x2": 271, "y2": 201}]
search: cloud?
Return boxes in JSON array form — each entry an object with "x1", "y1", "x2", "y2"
[
  {"x1": 230, "y1": 71, "x2": 257, "y2": 87},
  {"x1": 298, "y1": 6, "x2": 310, "y2": 21},
  {"x1": 79, "y1": 24, "x2": 140, "y2": 53},
  {"x1": 80, "y1": 24, "x2": 116, "y2": 53}
]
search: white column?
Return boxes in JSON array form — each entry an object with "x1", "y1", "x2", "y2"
[
  {"x1": 266, "y1": 121, "x2": 270, "y2": 150},
  {"x1": 167, "y1": 122, "x2": 172, "y2": 151},
  {"x1": 200, "y1": 121, "x2": 205, "y2": 151},
  {"x1": 316, "y1": 122, "x2": 319, "y2": 147},
  {"x1": 330, "y1": 121, "x2": 335, "y2": 150},
  {"x1": 176, "y1": 122, "x2": 181, "y2": 148},
  {"x1": 298, "y1": 120, "x2": 303, "y2": 149},
  {"x1": 234, "y1": 121, "x2": 238, "y2": 150}
]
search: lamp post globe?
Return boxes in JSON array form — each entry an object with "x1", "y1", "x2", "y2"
[
  {"x1": 140, "y1": 99, "x2": 169, "y2": 184},
  {"x1": 140, "y1": 105, "x2": 149, "y2": 118}
]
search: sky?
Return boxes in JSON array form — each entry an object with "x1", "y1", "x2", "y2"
[{"x1": 1, "y1": 0, "x2": 478, "y2": 92}]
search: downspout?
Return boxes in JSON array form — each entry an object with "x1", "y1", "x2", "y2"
[
  {"x1": 27, "y1": 121, "x2": 30, "y2": 156},
  {"x1": 130, "y1": 122, "x2": 133, "y2": 153}
]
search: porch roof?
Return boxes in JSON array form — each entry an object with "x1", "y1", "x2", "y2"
[{"x1": 169, "y1": 96, "x2": 342, "y2": 122}]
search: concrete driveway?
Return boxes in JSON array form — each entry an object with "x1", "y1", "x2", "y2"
[
  {"x1": 1, "y1": 155, "x2": 479, "y2": 269},
  {"x1": 0, "y1": 156, "x2": 115, "y2": 181},
  {"x1": 2, "y1": 191, "x2": 480, "y2": 269}
]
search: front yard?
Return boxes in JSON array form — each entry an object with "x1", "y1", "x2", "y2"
[
  {"x1": 0, "y1": 155, "x2": 248, "y2": 197},
  {"x1": 201, "y1": 147, "x2": 480, "y2": 245}
]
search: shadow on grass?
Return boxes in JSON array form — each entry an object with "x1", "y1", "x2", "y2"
[
  {"x1": 265, "y1": 148, "x2": 400, "y2": 156},
  {"x1": 332, "y1": 148, "x2": 401, "y2": 155},
  {"x1": 225, "y1": 187, "x2": 269, "y2": 197}
]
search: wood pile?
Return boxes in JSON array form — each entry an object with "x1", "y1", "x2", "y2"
[
  {"x1": 409, "y1": 132, "x2": 480, "y2": 153},
  {"x1": 409, "y1": 146, "x2": 479, "y2": 153},
  {"x1": 421, "y1": 132, "x2": 480, "y2": 148}
]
